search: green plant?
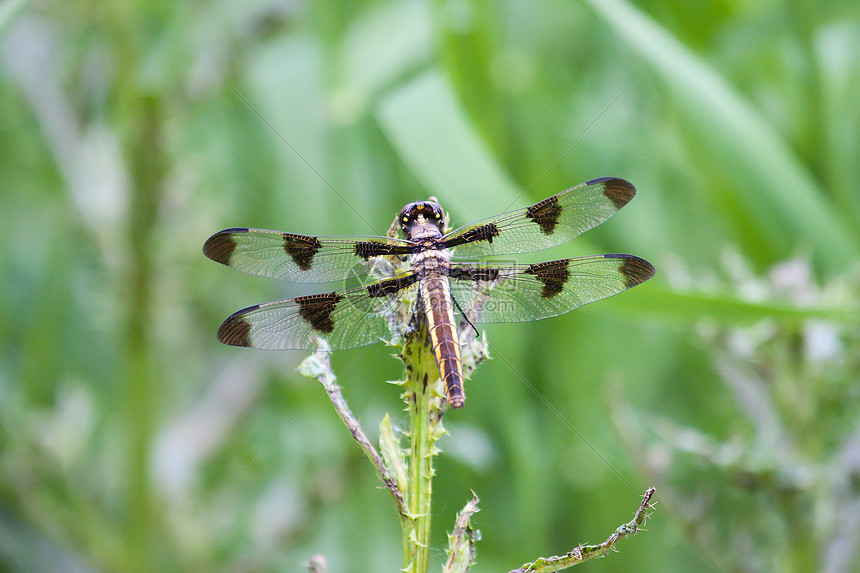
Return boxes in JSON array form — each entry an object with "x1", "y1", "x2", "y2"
[{"x1": 299, "y1": 301, "x2": 653, "y2": 572}]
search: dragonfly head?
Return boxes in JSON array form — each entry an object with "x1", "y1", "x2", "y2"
[{"x1": 399, "y1": 200, "x2": 446, "y2": 239}]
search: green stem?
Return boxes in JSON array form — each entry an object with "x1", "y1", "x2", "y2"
[
  {"x1": 107, "y1": 2, "x2": 168, "y2": 567},
  {"x1": 409, "y1": 374, "x2": 433, "y2": 572},
  {"x1": 122, "y1": 94, "x2": 164, "y2": 572},
  {"x1": 401, "y1": 327, "x2": 446, "y2": 573}
]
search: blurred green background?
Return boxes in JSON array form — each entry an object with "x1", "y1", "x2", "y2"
[{"x1": 2, "y1": 0, "x2": 859, "y2": 571}]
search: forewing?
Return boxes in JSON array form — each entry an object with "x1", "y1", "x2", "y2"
[
  {"x1": 448, "y1": 255, "x2": 654, "y2": 324},
  {"x1": 216, "y1": 274, "x2": 419, "y2": 351},
  {"x1": 203, "y1": 227, "x2": 415, "y2": 283},
  {"x1": 443, "y1": 177, "x2": 636, "y2": 257}
]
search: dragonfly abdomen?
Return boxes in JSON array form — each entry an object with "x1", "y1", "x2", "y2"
[{"x1": 420, "y1": 274, "x2": 464, "y2": 408}]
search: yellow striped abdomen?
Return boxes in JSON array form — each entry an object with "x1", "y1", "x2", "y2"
[{"x1": 421, "y1": 275, "x2": 464, "y2": 408}]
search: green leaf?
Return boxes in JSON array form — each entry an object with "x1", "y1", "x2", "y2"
[
  {"x1": 580, "y1": 0, "x2": 860, "y2": 272},
  {"x1": 443, "y1": 494, "x2": 480, "y2": 573},
  {"x1": 599, "y1": 283, "x2": 860, "y2": 327},
  {"x1": 374, "y1": 69, "x2": 521, "y2": 218},
  {"x1": 338, "y1": 0, "x2": 433, "y2": 100},
  {"x1": 379, "y1": 413, "x2": 408, "y2": 495}
]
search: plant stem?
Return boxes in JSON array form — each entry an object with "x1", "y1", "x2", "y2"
[
  {"x1": 408, "y1": 370, "x2": 433, "y2": 572},
  {"x1": 508, "y1": 488, "x2": 655, "y2": 572},
  {"x1": 401, "y1": 327, "x2": 446, "y2": 573}
]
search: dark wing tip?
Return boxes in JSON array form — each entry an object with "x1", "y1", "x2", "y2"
[
  {"x1": 586, "y1": 177, "x2": 636, "y2": 210},
  {"x1": 216, "y1": 306, "x2": 257, "y2": 346},
  {"x1": 203, "y1": 228, "x2": 249, "y2": 264},
  {"x1": 605, "y1": 254, "x2": 655, "y2": 288}
]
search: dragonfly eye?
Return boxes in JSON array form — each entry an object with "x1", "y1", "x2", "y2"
[{"x1": 398, "y1": 200, "x2": 445, "y2": 236}]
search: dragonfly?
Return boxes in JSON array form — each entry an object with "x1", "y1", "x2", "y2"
[{"x1": 203, "y1": 177, "x2": 654, "y2": 408}]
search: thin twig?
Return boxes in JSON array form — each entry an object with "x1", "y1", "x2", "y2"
[
  {"x1": 299, "y1": 344, "x2": 406, "y2": 517},
  {"x1": 508, "y1": 487, "x2": 655, "y2": 572}
]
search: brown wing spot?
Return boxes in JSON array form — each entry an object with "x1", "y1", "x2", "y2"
[
  {"x1": 588, "y1": 177, "x2": 636, "y2": 210},
  {"x1": 354, "y1": 241, "x2": 413, "y2": 260},
  {"x1": 525, "y1": 260, "x2": 571, "y2": 298},
  {"x1": 283, "y1": 234, "x2": 322, "y2": 271},
  {"x1": 610, "y1": 254, "x2": 655, "y2": 288},
  {"x1": 526, "y1": 196, "x2": 563, "y2": 235},
  {"x1": 446, "y1": 223, "x2": 500, "y2": 248},
  {"x1": 295, "y1": 292, "x2": 344, "y2": 334},
  {"x1": 203, "y1": 229, "x2": 245, "y2": 265},
  {"x1": 217, "y1": 309, "x2": 255, "y2": 346},
  {"x1": 366, "y1": 274, "x2": 418, "y2": 297}
]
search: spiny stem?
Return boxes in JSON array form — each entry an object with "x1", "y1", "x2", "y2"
[{"x1": 401, "y1": 327, "x2": 447, "y2": 573}]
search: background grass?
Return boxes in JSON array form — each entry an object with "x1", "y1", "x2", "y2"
[{"x1": 1, "y1": 0, "x2": 859, "y2": 571}]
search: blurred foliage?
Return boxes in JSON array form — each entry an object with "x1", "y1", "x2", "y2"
[{"x1": 1, "y1": 0, "x2": 859, "y2": 572}]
